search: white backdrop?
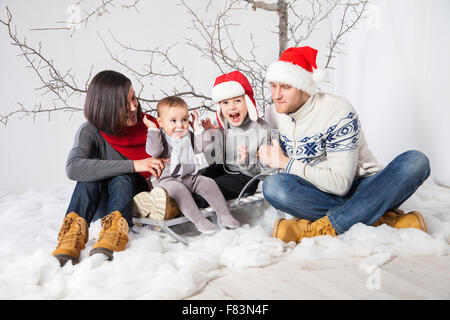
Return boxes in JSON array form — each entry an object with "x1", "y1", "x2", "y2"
[
  {"x1": 334, "y1": 0, "x2": 450, "y2": 187},
  {"x1": 1, "y1": 0, "x2": 449, "y2": 194}
]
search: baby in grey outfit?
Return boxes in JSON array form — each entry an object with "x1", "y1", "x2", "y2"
[{"x1": 143, "y1": 96, "x2": 240, "y2": 234}]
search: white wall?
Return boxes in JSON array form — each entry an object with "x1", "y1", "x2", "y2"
[
  {"x1": 333, "y1": 0, "x2": 450, "y2": 187},
  {"x1": 1, "y1": 0, "x2": 449, "y2": 193}
]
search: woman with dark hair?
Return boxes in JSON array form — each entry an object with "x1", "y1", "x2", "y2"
[{"x1": 51, "y1": 70, "x2": 175, "y2": 266}]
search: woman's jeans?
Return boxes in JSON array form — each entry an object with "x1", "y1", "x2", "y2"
[
  {"x1": 262, "y1": 150, "x2": 431, "y2": 234},
  {"x1": 66, "y1": 173, "x2": 148, "y2": 227}
]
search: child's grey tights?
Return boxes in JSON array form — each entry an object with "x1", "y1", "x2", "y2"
[{"x1": 154, "y1": 174, "x2": 240, "y2": 234}]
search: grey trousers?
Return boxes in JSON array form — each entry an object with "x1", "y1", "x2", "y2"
[{"x1": 153, "y1": 174, "x2": 232, "y2": 226}]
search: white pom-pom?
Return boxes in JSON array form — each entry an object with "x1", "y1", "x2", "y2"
[{"x1": 312, "y1": 68, "x2": 327, "y2": 83}]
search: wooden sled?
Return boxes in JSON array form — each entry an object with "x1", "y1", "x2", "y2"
[{"x1": 132, "y1": 191, "x2": 266, "y2": 245}]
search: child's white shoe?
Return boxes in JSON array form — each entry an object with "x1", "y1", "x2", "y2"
[
  {"x1": 195, "y1": 218, "x2": 220, "y2": 235},
  {"x1": 218, "y1": 214, "x2": 240, "y2": 229}
]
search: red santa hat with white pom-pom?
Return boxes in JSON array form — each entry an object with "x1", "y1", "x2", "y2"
[
  {"x1": 265, "y1": 46, "x2": 327, "y2": 95},
  {"x1": 211, "y1": 70, "x2": 259, "y2": 129}
]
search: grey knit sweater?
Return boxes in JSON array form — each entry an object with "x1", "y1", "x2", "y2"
[{"x1": 65, "y1": 122, "x2": 135, "y2": 182}]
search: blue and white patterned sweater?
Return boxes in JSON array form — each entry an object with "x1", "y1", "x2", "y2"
[{"x1": 265, "y1": 93, "x2": 383, "y2": 196}]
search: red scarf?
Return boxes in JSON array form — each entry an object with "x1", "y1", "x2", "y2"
[{"x1": 100, "y1": 114, "x2": 158, "y2": 179}]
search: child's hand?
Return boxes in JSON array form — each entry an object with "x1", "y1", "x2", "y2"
[
  {"x1": 143, "y1": 115, "x2": 157, "y2": 129},
  {"x1": 189, "y1": 109, "x2": 202, "y2": 132},
  {"x1": 237, "y1": 145, "x2": 248, "y2": 164},
  {"x1": 201, "y1": 117, "x2": 219, "y2": 130}
]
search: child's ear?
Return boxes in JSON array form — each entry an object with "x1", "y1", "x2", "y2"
[
  {"x1": 157, "y1": 118, "x2": 163, "y2": 126},
  {"x1": 217, "y1": 102, "x2": 223, "y2": 115},
  {"x1": 241, "y1": 96, "x2": 247, "y2": 107}
]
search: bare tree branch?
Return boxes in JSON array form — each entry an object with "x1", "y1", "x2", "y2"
[
  {"x1": 325, "y1": 0, "x2": 368, "y2": 69},
  {"x1": 1, "y1": 1, "x2": 369, "y2": 124},
  {"x1": 181, "y1": 0, "x2": 270, "y2": 113},
  {"x1": 288, "y1": 0, "x2": 340, "y2": 48},
  {"x1": 97, "y1": 29, "x2": 214, "y2": 113},
  {"x1": 277, "y1": 0, "x2": 288, "y2": 55},
  {"x1": 0, "y1": 5, "x2": 214, "y2": 124},
  {"x1": 0, "y1": 7, "x2": 87, "y2": 124},
  {"x1": 30, "y1": 0, "x2": 142, "y2": 34},
  {"x1": 241, "y1": 0, "x2": 278, "y2": 11}
]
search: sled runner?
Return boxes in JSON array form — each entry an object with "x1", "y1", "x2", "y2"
[{"x1": 132, "y1": 191, "x2": 266, "y2": 245}]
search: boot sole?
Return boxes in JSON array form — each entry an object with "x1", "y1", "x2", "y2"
[
  {"x1": 53, "y1": 254, "x2": 79, "y2": 267},
  {"x1": 133, "y1": 187, "x2": 169, "y2": 220},
  {"x1": 89, "y1": 247, "x2": 113, "y2": 261},
  {"x1": 217, "y1": 215, "x2": 240, "y2": 229},
  {"x1": 272, "y1": 218, "x2": 286, "y2": 238},
  {"x1": 198, "y1": 227, "x2": 220, "y2": 235},
  {"x1": 410, "y1": 211, "x2": 428, "y2": 233}
]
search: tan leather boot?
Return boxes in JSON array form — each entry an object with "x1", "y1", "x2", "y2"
[
  {"x1": 89, "y1": 211, "x2": 129, "y2": 260},
  {"x1": 373, "y1": 209, "x2": 428, "y2": 233},
  {"x1": 133, "y1": 187, "x2": 180, "y2": 220},
  {"x1": 273, "y1": 216, "x2": 337, "y2": 243},
  {"x1": 272, "y1": 217, "x2": 304, "y2": 242},
  {"x1": 52, "y1": 212, "x2": 88, "y2": 266}
]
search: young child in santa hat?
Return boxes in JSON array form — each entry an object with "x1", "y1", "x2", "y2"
[{"x1": 194, "y1": 70, "x2": 273, "y2": 206}]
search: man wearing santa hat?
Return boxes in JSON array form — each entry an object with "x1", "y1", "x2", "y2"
[{"x1": 259, "y1": 46, "x2": 431, "y2": 243}]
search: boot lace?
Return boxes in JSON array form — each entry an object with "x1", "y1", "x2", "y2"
[
  {"x1": 97, "y1": 212, "x2": 127, "y2": 248},
  {"x1": 57, "y1": 216, "x2": 73, "y2": 241},
  {"x1": 100, "y1": 212, "x2": 115, "y2": 230},
  {"x1": 56, "y1": 217, "x2": 83, "y2": 249},
  {"x1": 301, "y1": 218, "x2": 336, "y2": 239}
]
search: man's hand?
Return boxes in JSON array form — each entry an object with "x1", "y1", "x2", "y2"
[
  {"x1": 133, "y1": 157, "x2": 169, "y2": 178},
  {"x1": 257, "y1": 139, "x2": 290, "y2": 169}
]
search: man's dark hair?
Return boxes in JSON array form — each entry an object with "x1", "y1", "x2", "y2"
[{"x1": 84, "y1": 70, "x2": 142, "y2": 135}]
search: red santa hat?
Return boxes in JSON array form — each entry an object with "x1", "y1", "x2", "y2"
[
  {"x1": 211, "y1": 70, "x2": 259, "y2": 129},
  {"x1": 265, "y1": 46, "x2": 327, "y2": 95}
]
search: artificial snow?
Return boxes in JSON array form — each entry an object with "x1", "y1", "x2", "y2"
[{"x1": 0, "y1": 179, "x2": 449, "y2": 299}]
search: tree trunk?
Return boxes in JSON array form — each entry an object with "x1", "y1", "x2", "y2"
[{"x1": 277, "y1": 0, "x2": 288, "y2": 56}]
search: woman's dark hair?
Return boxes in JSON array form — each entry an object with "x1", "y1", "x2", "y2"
[{"x1": 84, "y1": 70, "x2": 142, "y2": 135}]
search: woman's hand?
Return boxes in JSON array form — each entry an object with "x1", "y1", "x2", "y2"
[
  {"x1": 237, "y1": 145, "x2": 248, "y2": 164},
  {"x1": 143, "y1": 115, "x2": 157, "y2": 129},
  {"x1": 133, "y1": 157, "x2": 169, "y2": 178},
  {"x1": 201, "y1": 117, "x2": 219, "y2": 130},
  {"x1": 257, "y1": 139, "x2": 289, "y2": 169}
]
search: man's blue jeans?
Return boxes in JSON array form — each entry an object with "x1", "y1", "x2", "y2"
[
  {"x1": 262, "y1": 150, "x2": 431, "y2": 234},
  {"x1": 66, "y1": 173, "x2": 148, "y2": 227}
]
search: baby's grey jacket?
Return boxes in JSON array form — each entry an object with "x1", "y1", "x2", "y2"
[{"x1": 145, "y1": 129, "x2": 204, "y2": 183}]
